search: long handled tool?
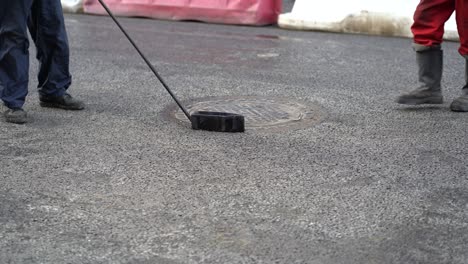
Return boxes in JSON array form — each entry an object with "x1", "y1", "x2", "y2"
[{"x1": 97, "y1": 0, "x2": 245, "y2": 133}]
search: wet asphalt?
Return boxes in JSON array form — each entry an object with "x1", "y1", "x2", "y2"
[{"x1": 1, "y1": 13, "x2": 467, "y2": 264}]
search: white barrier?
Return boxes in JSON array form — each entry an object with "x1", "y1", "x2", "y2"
[
  {"x1": 61, "y1": 0, "x2": 84, "y2": 13},
  {"x1": 279, "y1": 0, "x2": 459, "y2": 41}
]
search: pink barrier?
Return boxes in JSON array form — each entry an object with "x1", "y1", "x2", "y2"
[{"x1": 83, "y1": 0, "x2": 282, "y2": 25}]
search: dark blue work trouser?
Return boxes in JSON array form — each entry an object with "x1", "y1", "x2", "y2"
[{"x1": 0, "y1": 0, "x2": 71, "y2": 109}]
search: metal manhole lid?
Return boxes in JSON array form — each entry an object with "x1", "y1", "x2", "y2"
[{"x1": 170, "y1": 96, "x2": 324, "y2": 131}]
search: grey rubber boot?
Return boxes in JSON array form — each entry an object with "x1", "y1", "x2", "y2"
[
  {"x1": 396, "y1": 48, "x2": 444, "y2": 105},
  {"x1": 450, "y1": 58, "x2": 468, "y2": 112}
]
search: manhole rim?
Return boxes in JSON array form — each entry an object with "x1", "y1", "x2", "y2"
[{"x1": 163, "y1": 95, "x2": 326, "y2": 131}]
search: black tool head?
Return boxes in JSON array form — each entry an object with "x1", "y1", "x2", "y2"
[{"x1": 190, "y1": 111, "x2": 245, "y2": 133}]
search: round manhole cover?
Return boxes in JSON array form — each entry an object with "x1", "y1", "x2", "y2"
[{"x1": 169, "y1": 96, "x2": 324, "y2": 131}]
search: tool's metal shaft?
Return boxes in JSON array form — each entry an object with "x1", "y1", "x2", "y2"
[{"x1": 97, "y1": 0, "x2": 191, "y2": 120}]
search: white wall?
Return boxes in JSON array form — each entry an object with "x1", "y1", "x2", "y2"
[
  {"x1": 61, "y1": 0, "x2": 83, "y2": 13},
  {"x1": 279, "y1": 0, "x2": 458, "y2": 40}
]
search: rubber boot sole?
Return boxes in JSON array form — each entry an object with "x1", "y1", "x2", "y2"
[
  {"x1": 396, "y1": 96, "x2": 444, "y2": 105},
  {"x1": 450, "y1": 98, "x2": 468, "y2": 112}
]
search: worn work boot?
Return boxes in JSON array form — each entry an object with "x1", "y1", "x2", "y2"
[
  {"x1": 396, "y1": 48, "x2": 444, "y2": 105},
  {"x1": 4, "y1": 108, "x2": 27, "y2": 124},
  {"x1": 450, "y1": 58, "x2": 468, "y2": 112},
  {"x1": 39, "y1": 93, "x2": 85, "y2": 110}
]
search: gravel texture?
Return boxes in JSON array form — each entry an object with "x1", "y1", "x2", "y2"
[{"x1": 0, "y1": 14, "x2": 467, "y2": 264}]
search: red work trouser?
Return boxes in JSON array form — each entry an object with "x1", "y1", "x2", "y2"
[{"x1": 412, "y1": 0, "x2": 468, "y2": 56}]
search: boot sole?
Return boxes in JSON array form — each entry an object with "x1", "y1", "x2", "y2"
[
  {"x1": 396, "y1": 96, "x2": 444, "y2": 105},
  {"x1": 5, "y1": 116, "x2": 27, "y2": 124},
  {"x1": 450, "y1": 102, "x2": 468, "y2": 112},
  {"x1": 40, "y1": 101, "x2": 85, "y2": 110}
]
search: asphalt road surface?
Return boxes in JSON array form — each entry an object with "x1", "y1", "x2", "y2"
[{"x1": 1, "y1": 14, "x2": 467, "y2": 264}]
